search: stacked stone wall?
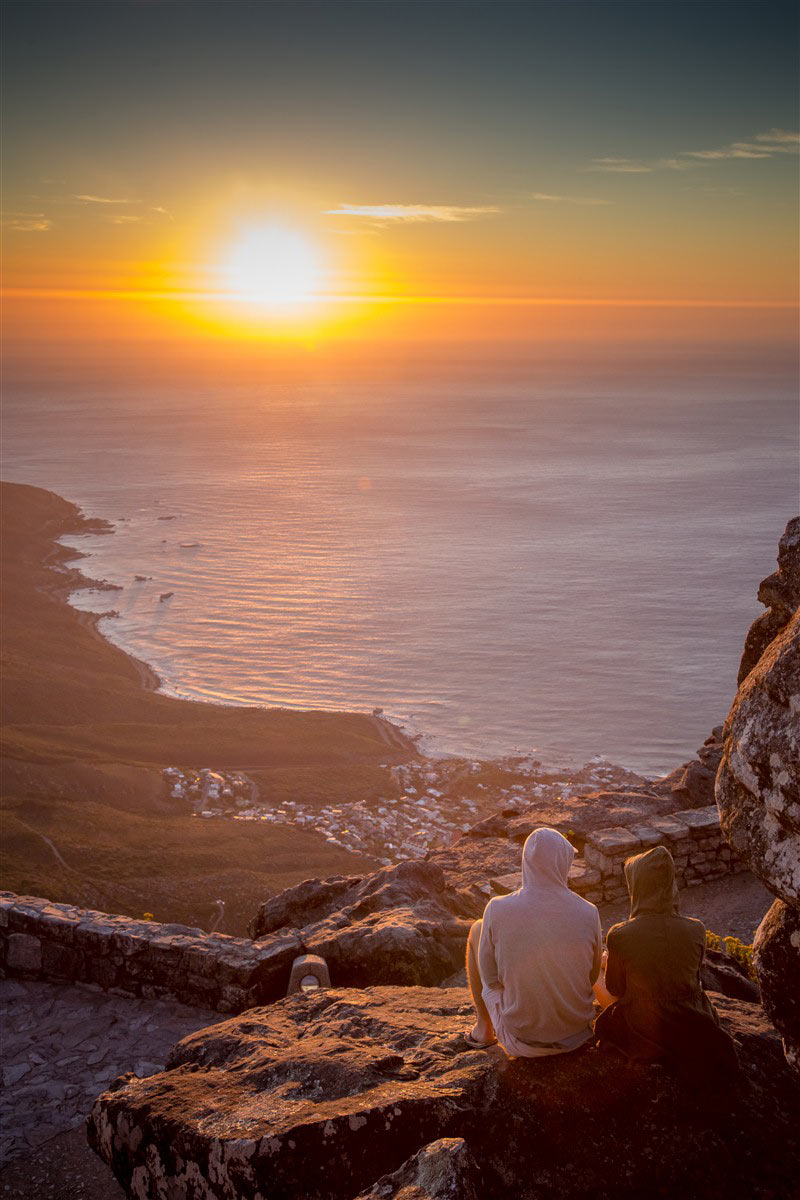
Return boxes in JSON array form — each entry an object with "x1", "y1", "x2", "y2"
[
  {"x1": 577, "y1": 805, "x2": 744, "y2": 903},
  {"x1": 490, "y1": 806, "x2": 743, "y2": 904},
  {"x1": 0, "y1": 893, "x2": 301, "y2": 1013}
]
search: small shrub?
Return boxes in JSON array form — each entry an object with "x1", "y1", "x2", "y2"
[{"x1": 706, "y1": 929, "x2": 756, "y2": 981}]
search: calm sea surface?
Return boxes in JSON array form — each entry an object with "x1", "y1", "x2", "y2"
[{"x1": 3, "y1": 366, "x2": 797, "y2": 774}]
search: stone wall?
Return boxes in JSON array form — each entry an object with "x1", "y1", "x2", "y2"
[
  {"x1": 489, "y1": 805, "x2": 742, "y2": 905},
  {"x1": 579, "y1": 805, "x2": 744, "y2": 903},
  {"x1": 0, "y1": 893, "x2": 301, "y2": 1013}
]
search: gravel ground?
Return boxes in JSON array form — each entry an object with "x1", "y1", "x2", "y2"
[
  {"x1": 0, "y1": 1128, "x2": 123, "y2": 1200},
  {"x1": 599, "y1": 869, "x2": 773, "y2": 939},
  {"x1": 0, "y1": 980, "x2": 222, "y2": 1199}
]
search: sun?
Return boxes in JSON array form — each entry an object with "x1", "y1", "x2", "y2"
[{"x1": 221, "y1": 224, "x2": 324, "y2": 308}]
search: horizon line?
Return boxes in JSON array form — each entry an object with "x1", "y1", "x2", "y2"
[{"x1": 2, "y1": 287, "x2": 798, "y2": 310}]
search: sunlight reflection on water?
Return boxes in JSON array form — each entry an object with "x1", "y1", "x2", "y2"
[{"x1": 3, "y1": 374, "x2": 797, "y2": 774}]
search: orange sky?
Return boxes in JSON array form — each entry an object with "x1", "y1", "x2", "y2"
[{"x1": 2, "y1": 3, "x2": 798, "y2": 366}]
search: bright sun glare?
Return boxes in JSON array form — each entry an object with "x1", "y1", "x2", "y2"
[{"x1": 221, "y1": 225, "x2": 323, "y2": 308}]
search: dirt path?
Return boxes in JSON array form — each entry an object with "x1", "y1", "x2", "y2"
[
  {"x1": 369, "y1": 714, "x2": 414, "y2": 751},
  {"x1": 600, "y1": 870, "x2": 773, "y2": 942},
  {"x1": 13, "y1": 819, "x2": 75, "y2": 873}
]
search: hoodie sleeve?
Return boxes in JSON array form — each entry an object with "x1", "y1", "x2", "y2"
[
  {"x1": 590, "y1": 909, "x2": 603, "y2": 985},
  {"x1": 604, "y1": 926, "x2": 627, "y2": 998},
  {"x1": 478, "y1": 903, "x2": 503, "y2": 1011}
]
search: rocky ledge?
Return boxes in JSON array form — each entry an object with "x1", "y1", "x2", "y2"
[
  {"x1": 716, "y1": 515, "x2": 800, "y2": 1071},
  {"x1": 88, "y1": 985, "x2": 799, "y2": 1200}
]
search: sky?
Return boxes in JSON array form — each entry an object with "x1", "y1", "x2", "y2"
[{"x1": 1, "y1": 0, "x2": 798, "y2": 366}]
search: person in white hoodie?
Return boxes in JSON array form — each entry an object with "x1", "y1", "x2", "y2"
[{"x1": 466, "y1": 827, "x2": 602, "y2": 1055}]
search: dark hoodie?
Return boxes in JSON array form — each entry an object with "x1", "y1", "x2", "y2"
[{"x1": 594, "y1": 846, "x2": 739, "y2": 1080}]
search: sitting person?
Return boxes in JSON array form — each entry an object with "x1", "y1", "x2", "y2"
[
  {"x1": 466, "y1": 827, "x2": 602, "y2": 1055},
  {"x1": 593, "y1": 845, "x2": 739, "y2": 1081}
]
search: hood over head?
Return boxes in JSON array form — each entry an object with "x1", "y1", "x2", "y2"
[
  {"x1": 624, "y1": 845, "x2": 679, "y2": 917},
  {"x1": 521, "y1": 827, "x2": 576, "y2": 889}
]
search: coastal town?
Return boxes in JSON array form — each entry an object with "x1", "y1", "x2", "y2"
[{"x1": 162, "y1": 753, "x2": 650, "y2": 865}]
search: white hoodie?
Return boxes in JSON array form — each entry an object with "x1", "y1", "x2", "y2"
[{"x1": 479, "y1": 827, "x2": 602, "y2": 1057}]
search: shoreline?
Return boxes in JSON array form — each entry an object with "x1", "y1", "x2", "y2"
[
  {"x1": 56, "y1": 526, "x2": 659, "y2": 777},
  {"x1": 42, "y1": 480, "x2": 695, "y2": 777},
  {"x1": 0, "y1": 479, "x2": 420, "y2": 769},
  {"x1": 0, "y1": 479, "x2": 426, "y2": 931},
  {"x1": 6, "y1": 479, "x2": 713, "y2": 786},
  {"x1": 39, "y1": 509, "x2": 165, "y2": 695},
  {"x1": 55, "y1": 503, "x2": 425, "y2": 753}
]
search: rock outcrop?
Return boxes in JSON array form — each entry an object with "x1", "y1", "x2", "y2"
[
  {"x1": 88, "y1": 985, "x2": 800, "y2": 1200},
  {"x1": 737, "y1": 515, "x2": 800, "y2": 683},
  {"x1": 249, "y1": 861, "x2": 477, "y2": 987},
  {"x1": 352, "y1": 1138, "x2": 482, "y2": 1200},
  {"x1": 657, "y1": 726, "x2": 725, "y2": 808},
  {"x1": 717, "y1": 611, "x2": 800, "y2": 906},
  {"x1": 753, "y1": 899, "x2": 800, "y2": 1072},
  {"x1": 717, "y1": 516, "x2": 800, "y2": 1071}
]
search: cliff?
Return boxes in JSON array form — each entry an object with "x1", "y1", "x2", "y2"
[{"x1": 717, "y1": 517, "x2": 800, "y2": 1072}]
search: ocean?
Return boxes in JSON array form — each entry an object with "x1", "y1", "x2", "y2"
[{"x1": 2, "y1": 359, "x2": 797, "y2": 775}]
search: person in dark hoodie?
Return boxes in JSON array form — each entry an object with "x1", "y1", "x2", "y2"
[{"x1": 593, "y1": 845, "x2": 740, "y2": 1083}]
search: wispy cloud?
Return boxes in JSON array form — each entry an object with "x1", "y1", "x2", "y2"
[
  {"x1": 653, "y1": 157, "x2": 697, "y2": 171},
  {"x1": 2, "y1": 211, "x2": 52, "y2": 232},
  {"x1": 73, "y1": 193, "x2": 137, "y2": 205},
  {"x1": 325, "y1": 203, "x2": 501, "y2": 223},
  {"x1": 530, "y1": 192, "x2": 612, "y2": 205},
  {"x1": 754, "y1": 128, "x2": 800, "y2": 148},
  {"x1": 678, "y1": 130, "x2": 798, "y2": 160},
  {"x1": 684, "y1": 143, "x2": 773, "y2": 160},
  {"x1": 588, "y1": 129, "x2": 799, "y2": 174},
  {"x1": 17, "y1": 192, "x2": 173, "y2": 226},
  {"x1": 587, "y1": 157, "x2": 654, "y2": 174}
]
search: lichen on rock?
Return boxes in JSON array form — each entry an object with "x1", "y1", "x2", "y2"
[{"x1": 716, "y1": 515, "x2": 800, "y2": 1073}]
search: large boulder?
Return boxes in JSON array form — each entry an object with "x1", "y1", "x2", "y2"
[
  {"x1": 716, "y1": 610, "x2": 800, "y2": 907},
  {"x1": 249, "y1": 860, "x2": 477, "y2": 987},
  {"x1": 657, "y1": 727, "x2": 726, "y2": 808},
  {"x1": 717, "y1": 518, "x2": 800, "y2": 1073},
  {"x1": 88, "y1": 985, "x2": 800, "y2": 1200},
  {"x1": 753, "y1": 899, "x2": 800, "y2": 1072},
  {"x1": 738, "y1": 515, "x2": 800, "y2": 683}
]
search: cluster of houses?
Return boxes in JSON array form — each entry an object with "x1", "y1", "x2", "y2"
[
  {"x1": 252, "y1": 786, "x2": 481, "y2": 864},
  {"x1": 162, "y1": 753, "x2": 650, "y2": 865},
  {"x1": 162, "y1": 767, "x2": 257, "y2": 815}
]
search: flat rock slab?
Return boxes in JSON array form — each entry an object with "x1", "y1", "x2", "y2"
[
  {"x1": 0, "y1": 978, "x2": 221, "y2": 1168},
  {"x1": 89, "y1": 986, "x2": 800, "y2": 1200}
]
